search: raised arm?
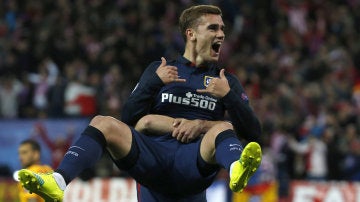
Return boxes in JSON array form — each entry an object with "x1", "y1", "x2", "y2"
[
  {"x1": 121, "y1": 57, "x2": 185, "y2": 126},
  {"x1": 197, "y1": 69, "x2": 262, "y2": 143},
  {"x1": 121, "y1": 62, "x2": 164, "y2": 126},
  {"x1": 222, "y1": 75, "x2": 262, "y2": 143}
]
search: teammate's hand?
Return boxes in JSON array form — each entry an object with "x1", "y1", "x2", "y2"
[
  {"x1": 172, "y1": 119, "x2": 203, "y2": 143},
  {"x1": 156, "y1": 57, "x2": 186, "y2": 84},
  {"x1": 196, "y1": 69, "x2": 230, "y2": 98}
]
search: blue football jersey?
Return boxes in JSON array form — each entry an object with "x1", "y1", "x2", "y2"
[
  {"x1": 151, "y1": 61, "x2": 225, "y2": 121},
  {"x1": 122, "y1": 55, "x2": 261, "y2": 142}
]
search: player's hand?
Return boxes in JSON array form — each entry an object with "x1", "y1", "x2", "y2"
[
  {"x1": 172, "y1": 119, "x2": 203, "y2": 143},
  {"x1": 196, "y1": 69, "x2": 230, "y2": 98},
  {"x1": 156, "y1": 57, "x2": 186, "y2": 84}
]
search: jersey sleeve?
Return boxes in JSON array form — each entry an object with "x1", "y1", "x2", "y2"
[
  {"x1": 221, "y1": 74, "x2": 262, "y2": 143},
  {"x1": 121, "y1": 61, "x2": 164, "y2": 126}
]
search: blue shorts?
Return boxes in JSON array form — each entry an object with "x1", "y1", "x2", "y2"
[{"x1": 115, "y1": 127, "x2": 219, "y2": 201}]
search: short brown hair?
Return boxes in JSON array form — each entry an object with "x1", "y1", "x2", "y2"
[
  {"x1": 20, "y1": 139, "x2": 41, "y2": 152},
  {"x1": 179, "y1": 5, "x2": 222, "y2": 41}
]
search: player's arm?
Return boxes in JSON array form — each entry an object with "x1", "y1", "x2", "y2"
[
  {"x1": 221, "y1": 74, "x2": 262, "y2": 143},
  {"x1": 121, "y1": 57, "x2": 185, "y2": 126},
  {"x1": 121, "y1": 61, "x2": 164, "y2": 126},
  {"x1": 197, "y1": 69, "x2": 262, "y2": 143},
  {"x1": 172, "y1": 118, "x2": 231, "y2": 142},
  {"x1": 135, "y1": 114, "x2": 174, "y2": 134},
  {"x1": 135, "y1": 114, "x2": 231, "y2": 143}
]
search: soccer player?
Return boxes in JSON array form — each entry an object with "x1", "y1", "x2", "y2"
[
  {"x1": 18, "y1": 5, "x2": 262, "y2": 201},
  {"x1": 17, "y1": 139, "x2": 53, "y2": 202}
]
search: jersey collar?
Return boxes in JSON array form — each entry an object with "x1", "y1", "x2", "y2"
[{"x1": 176, "y1": 55, "x2": 220, "y2": 70}]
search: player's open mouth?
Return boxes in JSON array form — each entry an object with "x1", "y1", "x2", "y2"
[{"x1": 212, "y1": 42, "x2": 221, "y2": 54}]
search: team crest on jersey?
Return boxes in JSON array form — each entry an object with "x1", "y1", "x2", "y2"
[{"x1": 204, "y1": 76, "x2": 215, "y2": 87}]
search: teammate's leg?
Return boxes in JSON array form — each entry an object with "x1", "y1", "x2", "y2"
[
  {"x1": 18, "y1": 115, "x2": 134, "y2": 201},
  {"x1": 57, "y1": 115, "x2": 132, "y2": 183},
  {"x1": 199, "y1": 122, "x2": 262, "y2": 193}
]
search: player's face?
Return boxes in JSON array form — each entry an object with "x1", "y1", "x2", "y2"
[
  {"x1": 18, "y1": 144, "x2": 38, "y2": 168},
  {"x1": 193, "y1": 14, "x2": 225, "y2": 63}
]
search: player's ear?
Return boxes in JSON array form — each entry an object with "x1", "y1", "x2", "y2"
[
  {"x1": 34, "y1": 151, "x2": 40, "y2": 161},
  {"x1": 186, "y1": 28, "x2": 196, "y2": 41}
]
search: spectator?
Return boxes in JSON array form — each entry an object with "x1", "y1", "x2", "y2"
[
  {"x1": 16, "y1": 139, "x2": 52, "y2": 202},
  {"x1": 0, "y1": 74, "x2": 23, "y2": 118}
]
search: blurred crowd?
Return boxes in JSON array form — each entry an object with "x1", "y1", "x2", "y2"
[{"x1": 1, "y1": 0, "x2": 360, "y2": 197}]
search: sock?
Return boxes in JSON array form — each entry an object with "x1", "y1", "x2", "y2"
[
  {"x1": 55, "y1": 126, "x2": 106, "y2": 184},
  {"x1": 215, "y1": 129, "x2": 243, "y2": 171},
  {"x1": 52, "y1": 172, "x2": 66, "y2": 191},
  {"x1": 229, "y1": 162, "x2": 236, "y2": 178}
]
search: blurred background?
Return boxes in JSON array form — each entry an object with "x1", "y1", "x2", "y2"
[{"x1": 0, "y1": 0, "x2": 360, "y2": 201}]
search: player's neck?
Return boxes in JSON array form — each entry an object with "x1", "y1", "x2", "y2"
[{"x1": 183, "y1": 51, "x2": 206, "y2": 68}]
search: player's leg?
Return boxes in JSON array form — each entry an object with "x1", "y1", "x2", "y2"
[
  {"x1": 18, "y1": 115, "x2": 133, "y2": 201},
  {"x1": 55, "y1": 115, "x2": 133, "y2": 182},
  {"x1": 199, "y1": 122, "x2": 262, "y2": 193}
]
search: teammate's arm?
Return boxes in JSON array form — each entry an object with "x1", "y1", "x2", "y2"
[
  {"x1": 172, "y1": 118, "x2": 231, "y2": 142},
  {"x1": 135, "y1": 114, "x2": 231, "y2": 143},
  {"x1": 135, "y1": 114, "x2": 174, "y2": 134}
]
